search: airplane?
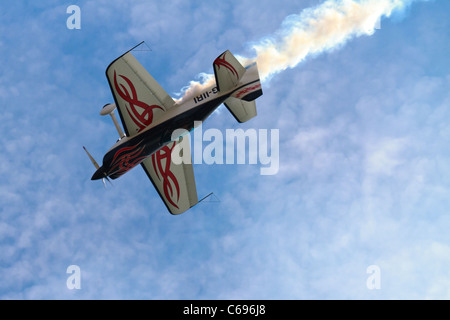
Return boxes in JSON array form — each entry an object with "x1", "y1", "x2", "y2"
[{"x1": 84, "y1": 43, "x2": 263, "y2": 215}]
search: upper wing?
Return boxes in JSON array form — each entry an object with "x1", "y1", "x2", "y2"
[
  {"x1": 141, "y1": 135, "x2": 198, "y2": 215},
  {"x1": 106, "y1": 51, "x2": 175, "y2": 137}
]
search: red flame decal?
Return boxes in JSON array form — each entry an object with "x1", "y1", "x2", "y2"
[
  {"x1": 152, "y1": 143, "x2": 180, "y2": 209},
  {"x1": 114, "y1": 71, "x2": 163, "y2": 132},
  {"x1": 109, "y1": 142, "x2": 147, "y2": 178}
]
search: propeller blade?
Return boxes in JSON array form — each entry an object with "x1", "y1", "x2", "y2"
[
  {"x1": 84, "y1": 146, "x2": 112, "y2": 188},
  {"x1": 83, "y1": 146, "x2": 100, "y2": 170},
  {"x1": 105, "y1": 176, "x2": 113, "y2": 187},
  {"x1": 101, "y1": 176, "x2": 113, "y2": 188}
]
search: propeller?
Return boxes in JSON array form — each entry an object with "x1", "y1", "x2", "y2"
[{"x1": 83, "y1": 146, "x2": 112, "y2": 187}]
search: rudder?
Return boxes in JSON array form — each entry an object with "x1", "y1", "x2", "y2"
[
  {"x1": 213, "y1": 50, "x2": 246, "y2": 92},
  {"x1": 214, "y1": 50, "x2": 263, "y2": 123}
]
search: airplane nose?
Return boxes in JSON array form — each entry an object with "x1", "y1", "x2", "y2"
[{"x1": 91, "y1": 167, "x2": 106, "y2": 180}]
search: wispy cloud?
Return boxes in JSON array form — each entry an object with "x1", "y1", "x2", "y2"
[{"x1": 0, "y1": 0, "x2": 448, "y2": 300}]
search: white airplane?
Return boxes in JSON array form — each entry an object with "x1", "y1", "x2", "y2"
[{"x1": 84, "y1": 44, "x2": 263, "y2": 215}]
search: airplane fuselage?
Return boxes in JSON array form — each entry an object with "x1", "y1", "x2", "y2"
[
  {"x1": 92, "y1": 63, "x2": 262, "y2": 181},
  {"x1": 92, "y1": 84, "x2": 226, "y2": 180}
]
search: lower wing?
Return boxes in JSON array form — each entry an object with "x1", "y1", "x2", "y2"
[{"x1": 141, "y1": 135, "x2": 198, "y2": 215}]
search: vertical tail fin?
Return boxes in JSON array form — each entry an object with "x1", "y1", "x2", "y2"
[
  {"x1": 213, "y1": 50, "x2": 246, "y2": 92},
  {"x1": 213, "y1": 50, "x2": 263, "y2": 123}
]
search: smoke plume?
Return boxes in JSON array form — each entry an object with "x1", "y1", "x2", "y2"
[{"x1": 175, "y1": 0, "x2": 415, "y2": 104}]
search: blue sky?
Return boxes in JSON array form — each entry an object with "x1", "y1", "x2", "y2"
[{"x1": 1, "y1": 0, "x2": 450, "y2": 299}]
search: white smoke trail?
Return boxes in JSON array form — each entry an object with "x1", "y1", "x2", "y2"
[{"x1": 175, "y1": 0, "x2": 415, "y2": 104}]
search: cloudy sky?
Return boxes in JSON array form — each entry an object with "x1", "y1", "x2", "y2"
[{"x1": 1, "y1": 0, "x2": 450, "y2": 299}]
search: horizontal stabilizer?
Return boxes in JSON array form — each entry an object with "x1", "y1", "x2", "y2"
[
  {"x1": 224, "y1": 97, "x2": 257, "y2": 123},
  {"x1": 213, "y1": 50, "x2": 246, "y2": 92}
]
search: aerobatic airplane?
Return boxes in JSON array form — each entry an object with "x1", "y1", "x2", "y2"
[{"x1": 84, "y1": 43, "x2": 263, "y2": 214}]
